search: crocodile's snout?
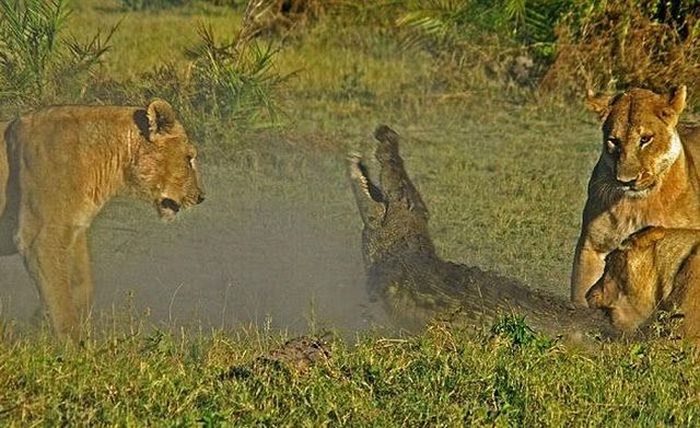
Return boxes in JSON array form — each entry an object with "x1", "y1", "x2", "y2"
[
  {"x1": 374, "y1": 125, "x2": 401, "y2": 163},
  {"x1": 374, "y1": 124, "x2": 399, "y2": 142}
]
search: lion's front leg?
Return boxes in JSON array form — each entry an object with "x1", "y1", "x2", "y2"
[
  {"x1": 71, "y1": 231, "x2": 94, "y2": 327},
  {"x1": 571, "y1": 236, "x2": 607, "y2": 307},
  {"x1": 17, "y1": 220, "x2": 82, "y2": 339}
]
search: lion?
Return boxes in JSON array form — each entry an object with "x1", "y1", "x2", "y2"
[
  {"x1": 0, "y1": 100, "x2": 205, "y2": 339},
  {"x1": 586, "y1": 226, "x2": 700, "y2": 343},
  {"x1": 570, "y1": 85, "x2": 700, "y2": 307}
]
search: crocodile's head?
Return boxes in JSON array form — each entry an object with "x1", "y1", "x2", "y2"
[{"x1": 348, "y1": 125, "x2": 435, "y2": 268}]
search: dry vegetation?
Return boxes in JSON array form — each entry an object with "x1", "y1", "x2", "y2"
[{"x1": 542, "y1": 1, "x2": 700, "y2": 98}]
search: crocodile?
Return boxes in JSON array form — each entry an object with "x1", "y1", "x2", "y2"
[{"x1": 348, "y1": 125, "x2": 615, "y2": 339}]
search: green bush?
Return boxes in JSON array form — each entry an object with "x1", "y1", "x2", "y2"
[
  {"x1": 183, "y1": 24, "x2": 288, "y2": 126},
  {"x1": 396, "y1": 0, "x2": 573, "y2": 60},
  {"x1": 388, "y1": 0, "x2": 700, "y2": 102},
  {"x1": 542, "y1": 0, "x2": 700, "y2": 103},
  {"x1": 96, "y1": 3, "x2": 289, "y2": 143},
  {"x1": 0, "y1": 0, "x2": 116, "y2": 113}
]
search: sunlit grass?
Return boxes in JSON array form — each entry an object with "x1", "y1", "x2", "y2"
[
  {"x1": 1, "y1": 321, "x2": 699, "y2": 425},
  {"x1": 72, "y1": 0, "x2": 243, "y2": 79}
]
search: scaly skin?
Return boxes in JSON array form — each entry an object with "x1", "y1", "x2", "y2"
[{"x1": 349, "y1": 125, "x2": 614, "y2": 339}]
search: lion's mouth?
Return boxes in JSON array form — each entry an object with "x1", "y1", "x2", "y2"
[
  {"x1": 157, "y1": 197, "x2": 181, "y2": 221},
  {"x1": 615, "y1": 170, "x2": 656, "y2": 196},
  {"x1": 621, "y1": 182, "x2": 655, "y2": 197}
]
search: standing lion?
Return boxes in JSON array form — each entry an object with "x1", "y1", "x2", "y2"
[
  {"x1": 571, "y1": 85, "x2": 700, "y2": 307},
  {"x1": 0, "y1": 100, "x2": 205, "y2": 339}
]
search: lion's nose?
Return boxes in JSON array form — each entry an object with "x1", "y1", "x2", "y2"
[
  {"x1": 617, "y1": 177, "x2": 637, "y2": 187},
  {"x1": 616, "y1": 167, "x2": 641, "y2": 188},
  {"x1": 197, "y1": 194, "x2": 205, "y2": 204},
  {"x1": 160, "y1": 198, "x2": 180, "y2": 213},
  {"x1": 616, "y1": 171, "x2": 642, "y2": 188}
]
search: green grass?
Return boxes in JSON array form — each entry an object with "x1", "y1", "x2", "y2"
[
  {"x1": 71, "y1": 0, "x2": 243, "y2": 79},
  {"x1": 1, "y1": 0, "x2": 694, "y2": 425},
  {"x1": 1, "y1": 324, "x2": 699, "y2": 425}
]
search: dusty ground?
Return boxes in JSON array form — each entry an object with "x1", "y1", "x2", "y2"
[{"x1": 0, "y1": 145, "x2": 390, "y2": 335}]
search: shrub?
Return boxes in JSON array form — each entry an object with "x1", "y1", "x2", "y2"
[
  {"x1": 396, "y1": 0, "x2": 573, "y2": 60},
  {"x1": 182, "y1": 22, "x2": 288, "y2": 127},
  {"x1": 390, "y1": 1, "x2": 700, "y2": 103},
  {"x1": 391, "y1": 0, "x2": 576, "y2": 90},
  {"x1": 100, "y1": 0, "x2": 289, "y2": 143},
  {"x1": 0, "y1": 0, "x2": 116, "y2": 113},
  {"x1": 541, "y1": 1, "x2": 700, "y2": 103}
]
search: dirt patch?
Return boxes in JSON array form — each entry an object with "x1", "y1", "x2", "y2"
[{"x1": 0, "y1": 155, "x2": 389, "y2": 335}]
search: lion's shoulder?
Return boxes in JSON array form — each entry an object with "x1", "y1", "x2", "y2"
[{"x1": 679, "y1": 123, "x2": 700, "y2": 158}]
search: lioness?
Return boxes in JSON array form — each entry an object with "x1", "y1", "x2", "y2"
[
  {"x1": 0, "y1": 100, "x2": 205, "y2": 338},
  {"x1": 586, "y1": 226, "x2": 700, "y2": 342},
  {"x1": 571, "y1": 85, "x2": 700, "y2": 307}
]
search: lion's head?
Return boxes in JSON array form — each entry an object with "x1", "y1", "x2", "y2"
[
  {"x1": 585, "y1": 227, "x2": 667, "y2": 332},
  {"x1": 130, "y1": 99, "x2": 205, "y2": 221},
  {"x1": 586, "y1": 86, "x2": 687, "y2": 197}
]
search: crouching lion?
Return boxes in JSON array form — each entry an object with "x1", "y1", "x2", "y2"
[
  {"x1": 570, "y1": 85, "x2": 700, "y2": 307},
  {"x1": 0, "y1": 100, "x2": 205, "y2": 339},
  {"x1": 586, "y1": 226, "x2": 700, "y2": 343}
]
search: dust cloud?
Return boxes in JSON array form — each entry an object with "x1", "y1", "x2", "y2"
[{"x1": 0, "y1": 160, "x2": 390, "y2": 336}]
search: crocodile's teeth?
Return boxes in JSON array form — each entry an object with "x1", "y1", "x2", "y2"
[
  {"x1": 358, "y1": 170, "x2": 371, "y2": 196},
  {"x1": 348, "y1": 158, "x2": 373, "y2": 198}
]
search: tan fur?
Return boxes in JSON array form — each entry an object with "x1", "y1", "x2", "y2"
[
  {"x1": 0, "y1": 100, "x2": 205, "y2": 339},
  {"x1": 586, "y1": 227, "x2": 700, "y2": 343},
  {"x1": 571, "y1": 86, "x2": 700, "y2": 306}
]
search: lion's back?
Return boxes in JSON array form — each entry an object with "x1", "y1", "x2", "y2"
[
  {"x1": 668, "y1": 228, "x2": 700, "y2": 303},
  {"x1": 14, "y1": 105, "x2": 141, "y2": 149},
  {"x1": 12, "y1": 105, "x2": 143, "y2": 191}
]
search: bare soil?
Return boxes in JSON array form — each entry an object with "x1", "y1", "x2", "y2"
[{"x1": 0, "y1": 151, "x2": 390, "y2": 335}]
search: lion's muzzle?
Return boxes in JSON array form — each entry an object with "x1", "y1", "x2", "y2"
[
  {"x1": 157, "y1": 197, "x2": 181, "y2": 221},
  {"x1": 160, "y1": 197, "x2": 181, "y2": 213}
]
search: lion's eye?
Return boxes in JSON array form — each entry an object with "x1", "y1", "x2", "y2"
[
  {"x1": 639, "y1": 135, "x2": 653, "y2": 148},
  {"x1": 606, "y1": 138, "x2": 620, "y2": 152}
]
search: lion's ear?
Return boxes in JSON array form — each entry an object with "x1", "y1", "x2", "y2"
[
  {"x1": 585, "y1": 89, "x2": 612, "y2": 121},
  {"x1": 147, "y1": 99, "x2": 177, "y2": 139},
  {"x1": 669, "y1": 85, "x2": 687, "y2": 114},
  {"x1": 660, "y1": 85, "x2": 687, "y2": 125},
  {"x1": 586, "y1": 279, "x2": 615, "y2": 307}
]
